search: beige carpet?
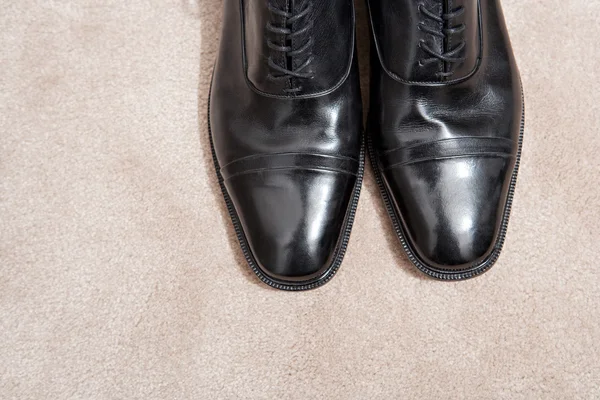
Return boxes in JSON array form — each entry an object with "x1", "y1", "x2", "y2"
[{"x1": 1, "y1": 0, "x2": 599, "y2": 398}]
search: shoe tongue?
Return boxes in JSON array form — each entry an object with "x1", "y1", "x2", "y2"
[
  {"x1": 270, "y1": 0, "x2": 293, "y2": 12},
  {"x1": 370, "y1": 0, "x2": 479, "y2": 82},
  {"x1": 274, "y1": 0, "x2": 312, "y2": 14},
  {"x1": 268, "y1": 0, "x2": 295, "y2": 24},
  {"x1": 245, "y1": 0, "x2": 353, "y2": 96}
]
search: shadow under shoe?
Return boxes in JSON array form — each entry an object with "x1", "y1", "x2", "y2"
[
  {"x1": 224, "y1": 168, "x2": 356, "y2": 283},
  {"x1": 383, "y1": 155, "x2": 515, "y2": 274}
]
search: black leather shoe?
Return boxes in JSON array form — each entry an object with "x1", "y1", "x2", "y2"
[
  {"x1": 209, "y1": 0, "x2": 364, "y2": 290},
  {"x1": 367, "y1": 0, "x2": 524, "y2": 279}
]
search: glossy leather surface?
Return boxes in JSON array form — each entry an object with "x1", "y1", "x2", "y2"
[
  {"x1": 368, "y1": 0, "x2": 523, "y2": 274},
  {"x1": 210, "y1": 0, "x2": 362, "y2": 284}
]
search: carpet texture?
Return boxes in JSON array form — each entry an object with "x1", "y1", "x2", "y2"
[{"x1": 1, "y1": 1, "x2": 599, "y2": 398}]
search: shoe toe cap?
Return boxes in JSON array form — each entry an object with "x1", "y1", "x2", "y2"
[
  {"x1": 224, "y1": 168, "x2": 357, "y2": 283},
  {"x1": 384, "y1": 155, "x2": 514, "y2": 273}
]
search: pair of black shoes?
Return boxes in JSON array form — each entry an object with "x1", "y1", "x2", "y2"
[{"x1": 209, "y1": 0, "x2": 524, "y2": 290}]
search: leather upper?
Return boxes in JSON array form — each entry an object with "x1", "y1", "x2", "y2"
[
  {"x1": 210, "y1": 0, "x2": 362, "y2": 283},
  {"x1": 368, "y1": 0, "x2": 523, "y2": 272}
]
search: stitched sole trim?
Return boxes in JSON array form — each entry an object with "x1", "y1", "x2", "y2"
[
  {"x1": 208, "y1": 84, "x2": 365, "y2": 291},
  {"x1": 367, "y1": 92, "x2": 525, "y2": 280}
]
